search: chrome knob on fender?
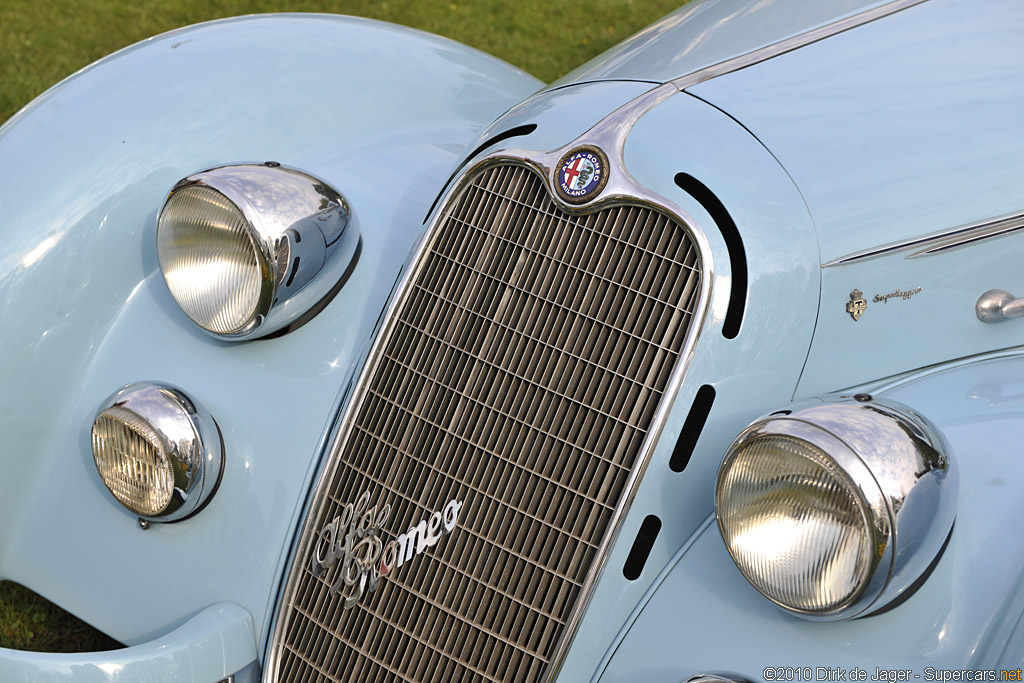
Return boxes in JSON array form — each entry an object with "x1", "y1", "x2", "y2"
[
  {"x1": 91, "y1": 383, "x2": 224, "y2": 523},
  {"x1": 976, "y1": 289, "x2": 1024, "y2": 323}
]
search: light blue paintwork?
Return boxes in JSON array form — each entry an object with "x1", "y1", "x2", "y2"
[
  {"x1": 480, "y1": 0, "x2": 1024, "y2": 678},
  {"x1": 4, "y1": 0, "x2": 1024, "y2": 680},
  {"x1": 599, "y1": 353, "x2": 1024, "y2": 681},
  {"x1": 549, "y1": 0, "x2": 889, "y2": 88},
  {"x1": 0, "y1": 11, "x2": 539, "y2": 677},
  {"x1": 688, "y1": 0, "x2": 1024, "y2": 394},
  {"x1": 689, "y1": 0, "x2": 1024, "y2": 265},
  {"x1": 0, "y1": 603, "x2": 255, "y2": 683},
  {"x1": 797, "y1": 231, "x2": 1024, "y2": 395}
]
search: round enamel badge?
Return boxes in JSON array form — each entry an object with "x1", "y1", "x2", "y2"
[{"x1": 555, "y1": 146, "x2": 609, "y2": 204}]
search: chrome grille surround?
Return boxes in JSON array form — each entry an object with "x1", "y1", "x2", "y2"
[{"x1": 267, "y1": 85, "x2": 714, "y2": 683}]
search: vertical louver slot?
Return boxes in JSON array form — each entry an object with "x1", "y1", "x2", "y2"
[
  {"x1": 670, "y1": 384, "x2": 716, "y2": 473},
  {"x1": 623, "y1": 515, "x2": 663, "y2": 581},
  {"x1": 271, "y1": 162, "x2": 704, "y2": 682},
  {"x1": 674, "y1": 173, "x2": 745, "y2": 339}
]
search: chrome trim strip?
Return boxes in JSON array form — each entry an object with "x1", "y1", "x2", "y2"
[
  {"x1": 265, "y1": 158, "x2": 472, "y2": 683},
  {"x1": 265, "y1": 83, "x2": 714, "y2": 682},
  {"x1": 822, "y1": 209, "x2": 1024, "y2": 267},
  {"x1": 910, "y1": 211, "x2": 1024, "y2": 258},
  {"x1": 671, "y1": 0, "x2": 930, "y2": 91}
]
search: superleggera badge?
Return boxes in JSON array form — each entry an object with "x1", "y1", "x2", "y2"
[{"x1": 555, "y1": 146, "x2": 609, "y2": 204}]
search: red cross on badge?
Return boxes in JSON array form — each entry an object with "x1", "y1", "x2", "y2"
[
  {"x1": 563, "y1": 158, "x2": 585, "y2": 189},
  {"x1": 555, "y1": 147, "x2": 608, "y2": 205}
]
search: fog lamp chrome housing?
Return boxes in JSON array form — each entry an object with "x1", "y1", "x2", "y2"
[
  {"x1": 715, "y1": 395, "x2": 956, "y2": 620},
  {"x1": 91, "y1": 383, "x2": 224, "y2": 523},
  {"x1": 156, "y1": 163, "x2": 358, "y2": 340}
]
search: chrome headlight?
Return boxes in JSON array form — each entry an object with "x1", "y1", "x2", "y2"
[
  {"x1": 157, "y1": 163, "x2": 358, "y2": 340},
  {"x1": 715, "y1": 395, "x2": 956, "y2": 620},
  {"x1": 91, "y1": 383, "x2": 223, "y2": 523}
]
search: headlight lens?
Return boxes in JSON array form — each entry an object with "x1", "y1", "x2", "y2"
[
  {"x1": 715, "y1": 396, "x2": 955, "y2": 620},
  {"x1": 157, "y1": 184, "x2": 270, "y2": 335},
  {"x1": 716, "y1": 434, "x2": 875, "y2": 613},
  {"x1": 91, "y1": 383, "x2": 224, "y2": 523},
  {"x1": 92, "y1": 405, "x2": 178, "y2": 516},
  {"x1": 155, "y1": 163, "x2": 356, "y2": 341}
]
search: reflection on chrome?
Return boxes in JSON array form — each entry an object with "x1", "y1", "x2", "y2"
[
  {"x1": 976, "y1": 289, "x2": 1024, "y2": 324},
  {"x1": 157, "y1": 163, "x2": 359, "y2": 340},
  {"x1": 312, "y1": 491, "x2": 463, "y2": 609},
  {"x1": 92, "y1": 382, "x2": 224, "y2": 523},
  {"x1": 716, "y1": 395, "x2": 956, "y2": 620}
]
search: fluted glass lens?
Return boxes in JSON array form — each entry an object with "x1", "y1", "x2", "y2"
[
  {"x1": 717, "y1": 436, "x2": 873, "y2": 613},
  {"x1": 158, "y1": 185, "x2": 265, "y2": 334},
  {"x1": 92, "y1": 407, "x2": 175, "y2": 516}
]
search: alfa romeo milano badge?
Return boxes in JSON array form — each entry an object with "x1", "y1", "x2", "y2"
[{"x1": 555, "y1": 146, "x2": 609, "y2": 204}]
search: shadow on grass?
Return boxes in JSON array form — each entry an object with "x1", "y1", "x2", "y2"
[{"x1": 0, "y1": 581, "x2": 122, "y2": 653}]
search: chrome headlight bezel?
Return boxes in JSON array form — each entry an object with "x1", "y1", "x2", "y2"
[
  {"x1": 715, "y1": 395, "x2": 956, "y2": 620},
  {"x1": 156, "y1": 163, "x2": 358, "y2": 340},
  {"x1": 91, "y1": 382, "x2": 224, "y2": 523}
]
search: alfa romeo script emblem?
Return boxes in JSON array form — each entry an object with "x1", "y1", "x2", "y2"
[
  {"x1": 555, "y1": 146, "x2": 609, "y2": 204},
  {"x1": 311, "y1": 491, "x2": 463, "y2": 609}
]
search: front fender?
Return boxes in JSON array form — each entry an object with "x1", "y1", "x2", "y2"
[
  {"x1": 599, "y1": 352, "x2": 1024, "y2": 680},
  {"x1": 0, "y1": 13, "x2": 539, "y2": 648}
]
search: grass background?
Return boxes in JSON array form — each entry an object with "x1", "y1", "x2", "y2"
[
  {"x1": 1, "y1": 0, "x2": 683, "y2": 125},
  {"x1": 0, "y1": 0, "x2": 683, "y2": 652}
]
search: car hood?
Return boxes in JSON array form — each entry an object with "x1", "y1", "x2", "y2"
[
  {"x1": 552, "y1": 0, "x2": 1023, "y2": 265},
  {"x1": 548, "y1": 0, "x2": 892, "y2": 88},
  {"x1": 687, "y1": 0, "x2": 1024, "y2": 265},
  {"x1": 684, "y1": 0, "x2": 1024, "y2": 394}
]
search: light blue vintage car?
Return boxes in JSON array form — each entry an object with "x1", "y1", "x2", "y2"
[{"x1": 2, "y1": 0, "x2": 1022, "y2": 681}]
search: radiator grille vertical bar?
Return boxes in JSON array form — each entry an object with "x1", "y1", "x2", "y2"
[{"x1": 270, "y1": 162, "x2": 703, "y2": 682}]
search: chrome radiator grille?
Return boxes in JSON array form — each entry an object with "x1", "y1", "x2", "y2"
[{"x1": 271, "y1": 162, "x2": 702, "y2": 682}]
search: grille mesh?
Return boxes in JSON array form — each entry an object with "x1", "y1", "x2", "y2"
[{"x1": 272, "y1": 163, "x2": 702, "y2": 682}]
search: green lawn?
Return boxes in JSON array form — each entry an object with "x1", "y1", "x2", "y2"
[
  {"x1": 0, "y1": 582, "x2": 121, "y2": 652},
  {"x1": 0, "y1": 0, "x2": 684, "y2": 653},
  {"x1": 1, "y1": 0, "x2": 683, "y2": 125}
]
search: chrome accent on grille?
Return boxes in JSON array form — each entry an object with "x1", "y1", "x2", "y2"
[{"x1": 268, "y1": 161, "x2": 704, "y2": 682}]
